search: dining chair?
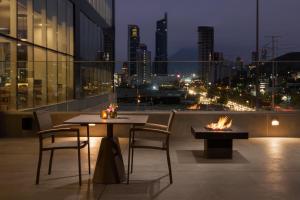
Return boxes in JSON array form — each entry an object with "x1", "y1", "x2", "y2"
[
  {"x1": 127, "y1": 110, "x2": 176, "y2": 184},
  {"x1": 34, "y1": 111, "x2": 89, "y2": 185}
]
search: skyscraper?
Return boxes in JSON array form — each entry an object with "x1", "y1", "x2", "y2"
[
  {"x1": 154, "y1": 13, "x2": 168, "y2": 75},
  {"x1": 136, "y1": 44, "x2": 151, "y2": 85},
  {"x1": 128, "y1": 25, "x2": 140, "y2": 76},
  {"x1": 198, "y1": 26, "x2": 214, "y2": 83}
]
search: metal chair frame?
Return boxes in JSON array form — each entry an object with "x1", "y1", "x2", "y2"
[
  {"x1": 127, "y1": 110, "x2": 176, "y2": 184},
  {"x1": 34, "y1": 111, "x2": 90, "y2": 186}
]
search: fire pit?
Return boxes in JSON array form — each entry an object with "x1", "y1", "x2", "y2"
[
  {"x1": 191, "y1": 116, "x2": 248, "y2": 159},
  {"x1": 205, "y1": 116, "x2": 232, "y2": 131}
]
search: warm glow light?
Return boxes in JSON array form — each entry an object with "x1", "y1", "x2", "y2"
[
  {"x1": 188, "y1": 89, "x2": 196, "y2": 95},
  {"x1": 101, "y1": 110, "x2": 108, "y2": 119},
  {"x1": 271, "y1": 119, "x2": 280, "y2": 126},
  {"x1": 89, "y1": 124, "x2": 96, "y2": 126},
  {"x1": 206, "y1": 116, "x2": 232, "y2": 131}
]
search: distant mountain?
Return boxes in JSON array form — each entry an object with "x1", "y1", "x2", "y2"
[
  {"x1": 168, "y1": 48, "x2": 199, "y2": 75},
  {"x1": 169, "y1": 47, "x2": 198, "y2": 61}
]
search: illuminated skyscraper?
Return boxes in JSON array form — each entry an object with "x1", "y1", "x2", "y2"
[
  {"x1": 128, "y1": 25, "x2": 140, "y2": 76},
  {"x1": 136, "y1": 44, "x2": 151, "y2": 85}
]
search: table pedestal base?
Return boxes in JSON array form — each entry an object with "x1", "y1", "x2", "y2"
[
  {"x1": 93, "y1": 136, "x2": 125, "y2": 184},
  {"x1": 204, "y1": 139, "x2": 233, "y2": 159}
]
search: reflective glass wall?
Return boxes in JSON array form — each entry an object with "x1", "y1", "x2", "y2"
[
  {"x1": 0, "y1": 0, "x2": 74, "y2": 111},
  {"x1": 86, "y1": 0, "x2": 113, "y2": 26}
]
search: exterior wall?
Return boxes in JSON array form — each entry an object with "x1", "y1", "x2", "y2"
[
  {"x1": 0, "y1": 0, "x2": 115, "y2": 111},
  {"x1": 1, "y1": 111, "x2": 300, "y2": 138}
]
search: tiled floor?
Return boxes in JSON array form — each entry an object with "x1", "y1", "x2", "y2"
[{"x1": 1, "y1": 137, "x2": 300, "y2": 199}]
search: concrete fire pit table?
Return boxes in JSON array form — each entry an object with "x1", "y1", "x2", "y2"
[{"x1": 191, "y1": 127, "x2": 248, "y2": 159}]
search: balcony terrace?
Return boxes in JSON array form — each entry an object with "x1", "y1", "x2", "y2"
[
  {"x1": 0, "y1": 60, "x2": 300, "y2": 200},
  {"x1": 1, "y1": 136, "x2": 300, "y2": 199}
]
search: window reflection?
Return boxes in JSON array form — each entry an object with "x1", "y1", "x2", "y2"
[
  {"x1": 16, "y1": 42, "x2": 33, "y2": 109},
  {"x1": 0, "y1": 0, "x2": 112, "y2": 111},
  {"x1": 33, "y1": 47, "x2": 46, "y2": 107},
  {"x1": 0, "y1": 0, "x2": 75, "y2": 111},
  {"x1": 58, "y1": 55, "x2": 67, "y2": 103},
  {"x1": 58, "y1": 0, "x2": 67, "y2": 53},
  {"x1": 47, "y1": 51, "x2": 57, "y2": 105},
  {"x1": 0, "y1": 0, "x2": 12, "y2": 35},
  {"x1": 46, "y1": 0, "x2": 57, "y2": 50},
  {"x1": 0, "y1": 37, "x2": 14, "y2": 110},
  {"x1": 33, "y1": 0, "x2": 46, "y2": 46}
]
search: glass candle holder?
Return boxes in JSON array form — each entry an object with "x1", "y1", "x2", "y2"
[
  {"x1": 110, "y1": 111, "x2": 117, "y2": 118},
  {"x1": 101, "y1": 110, "x2": 108, "y2": 119}
]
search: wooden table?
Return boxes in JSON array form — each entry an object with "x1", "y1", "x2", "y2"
[
  {"x1": 64, "y1": 114, "x2": 148, "y2": 184},
  {"x1": 191, "y1": 127, "x2": 248, "y2": 159}
]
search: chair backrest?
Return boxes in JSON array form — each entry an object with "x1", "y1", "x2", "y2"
[
  {"x1": 167, "y1": 110, "x2": 177, "y2": 132},
  {"x1": 33, "y1": 110, "x2": 53, "y2": 131}
]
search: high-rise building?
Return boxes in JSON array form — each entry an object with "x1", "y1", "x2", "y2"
[
  {"x1": 154, "y1": 13, "x2": 168, "y2": 75},
  {"x1": 128, "y1": 25, "x2": 140, "y2": 76},
  {"x1": 198, "y1": 26, "x2": 214, "y2": 83},
  {"x1": 136, "y1": 44, "x2": 151, "y2": 85},
  {"x1": 0, "y1": 0, "x2": 115, "y2": 111},
  {"x1": 213, "y1": 52, "x2": 225, "y2": 82},
  {"x1": 120, "y1": 62, "x2": 129, "y2": 85}
]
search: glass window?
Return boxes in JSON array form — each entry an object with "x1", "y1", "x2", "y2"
[
  {"x1": 17, "y1": 0, "x2": 33, "y2": 42},
  {"x1": 46, "y1": 0, "x2": 57, "y2": 50},
  {"x1": 0, "y1": 0, "x2": 17, "y2": 36},
  {"x1": 58, "y1": 0, "x2": 67, "y2": 53},
  {"x1": 66, "y1": 0, "x2": 74, "y2": 55},
  {"x1": 47, "y1": 51, "x2": 57, "y2": 105},
  {"x1": 33, "y1": 47, "x2": 46, "y2": 107},
  {"x1": 33, "y1": 0, "x2": 46, "y2": 46},
  {"x1": 79, "y1": 12, "x2": 103, "y2": 60},
  {"x1": 67, "y1": 56, "x2": 73, "y2": 100},
  {"x1": 58, "y1": 54, "x2": 66, "y2": 103},
  {"x1": 16, "y1": 42, "x2": 33, "y2": 110},
  {"x1": 0, "y1": 36, "x2": 17, "y2": 111}
]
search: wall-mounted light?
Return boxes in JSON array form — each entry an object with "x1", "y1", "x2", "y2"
[
  {"x1": 271, "y1": 118, "x2": 280, "y2": 126},
  {"x1": 89, "y1": 124, "x2": 96, "y2": 126}
]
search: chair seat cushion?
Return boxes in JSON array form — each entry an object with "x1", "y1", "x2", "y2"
[
  {"x1": 131, "y1": 139, "x2": 167, "y2": 150},
  {"x1": 44, "y1": 140, "x2": 88, "y2": 149}
]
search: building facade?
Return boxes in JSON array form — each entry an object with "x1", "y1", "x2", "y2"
[
  {"x1": 136, "y1": 43, "x2": 151, "y2": 85},
  {"x1": 0, "y1": 0, "x2": 115, "y2": 111},
  {"x1": 128, "y1": 25, "x2": 140, "y2": 76},
  {"x1": 198, "y1": 26, "x2": 214, "y2": 83},
  {"x1": 154, "y1": 13, "x2": 168, "y2": 75}
]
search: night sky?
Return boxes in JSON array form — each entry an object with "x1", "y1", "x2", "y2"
[{"x1": 115, "y1": 0, "x2": 300, "y2": 64}]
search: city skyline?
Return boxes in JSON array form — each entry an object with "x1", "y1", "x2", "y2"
[{"x1": 116, "y1": 0, "x2": 300, "y2": 63}]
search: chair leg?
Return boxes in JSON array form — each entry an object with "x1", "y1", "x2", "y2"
[
  {"x1": 78, "y1": 148, "x2": 82, "y2": 186},
  {"x1": 166, "y1": 148, "x2": 173, "y2": 184},
  {"x1": 87, "y1": 126, "x2": 91, "y2": 174},
  {"x1": 48, "y1": 150, "x2": 54, "y2": 175},
  {"x1": 130, "y1": 147, "x2": 134, "y2": 174},
  {"x1": 127, "y1": 139, "x2": 131, "y2": 184},
  {"x1": 36, "y1": 150, "x2": 43, "y2": 185}
]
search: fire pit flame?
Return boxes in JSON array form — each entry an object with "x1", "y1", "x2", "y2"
[{"x1": 205, "y1": 116, "x2": 232, "y2": 131}]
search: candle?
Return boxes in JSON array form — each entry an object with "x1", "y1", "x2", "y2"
[{"x1": 101, "y1": 110, "x2": 108, "y2": 119}]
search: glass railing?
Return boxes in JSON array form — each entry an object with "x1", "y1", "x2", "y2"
[{"x1": 0, "y1": 60, "x2": 299, "y2": 112}]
